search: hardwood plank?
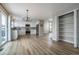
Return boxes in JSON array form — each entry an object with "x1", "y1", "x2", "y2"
[{"x1": 0, "y1": 35, "x2": 79, "y2": 55}]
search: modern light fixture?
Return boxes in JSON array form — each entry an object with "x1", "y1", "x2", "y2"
[
  {"x1": 24, "y1": 9, "x2": 31, "y2": 21},
  {"x1": 26, "y1": 9, "x2": 29, "y2": 21}
]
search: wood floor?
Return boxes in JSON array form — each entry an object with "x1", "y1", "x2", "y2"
[{"x1": 0, "y1": 35, "x2": 79, "y2": 55}]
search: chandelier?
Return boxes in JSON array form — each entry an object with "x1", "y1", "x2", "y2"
[{"x1": 23, "y1": 9, "x2": 31, "y2": 21}]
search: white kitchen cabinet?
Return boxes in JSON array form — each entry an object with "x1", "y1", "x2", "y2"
[{"x1": 11, "y1": 29, "x2": 18, "y2": 40}]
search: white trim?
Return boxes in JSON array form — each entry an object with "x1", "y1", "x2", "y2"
[
  {"x1": 74, "y1": 9, "x2": 78, "y2": 48},
  {"x1": 63, "y1": 40, "x2": 74, "y2": 44},
  {"x1": 8, "y1": 15, "x2": 11, "y2": 41},
  {"x1": 57, "y1": 8, "x2": 79, "y2": 17},
  {"x1": 56, "y1": 16, "x2": 59, "y2": 41}
]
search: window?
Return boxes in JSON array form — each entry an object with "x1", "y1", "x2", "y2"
[
  {"x1": 49, "y1": 21, "x2": 52, "y2": 32},
  {"x1": 2, "y1": 14, "x2": 6, "y2": 26},
  {"x1": 0, "y1": 12, "x2": 7, "y2": 45}
]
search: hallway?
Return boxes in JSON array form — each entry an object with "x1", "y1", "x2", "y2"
[{"x1": 0, "y1": 35, "x2": 79, "y2": 55}]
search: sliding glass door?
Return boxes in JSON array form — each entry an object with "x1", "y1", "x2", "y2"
[{"x1": 0, "y1": 12, "x2": 8, "y2": 46}]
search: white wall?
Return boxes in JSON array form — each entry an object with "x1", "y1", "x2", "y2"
[
  {"x1": 51, "y1": 17, "x2": 58, "y2": 41},
  {"x1": 44, "y1": 20, "x2": 49, "y2": 34},
  {"x1": 43, "y1": 17, "x2": 58, "y2": 41}
]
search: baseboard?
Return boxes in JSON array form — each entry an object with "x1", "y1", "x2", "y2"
[{"x1": 63, "y1": 40, "x2": 74, "y2": 44}]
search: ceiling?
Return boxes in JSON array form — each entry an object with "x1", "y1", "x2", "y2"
[{"x1": 2, "y1": 3, "x2": 79, "y2": 20}]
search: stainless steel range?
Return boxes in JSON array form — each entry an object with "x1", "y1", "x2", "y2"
[{"x1": 25, "y1": 24, "x2": 30, "y2": 34}]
